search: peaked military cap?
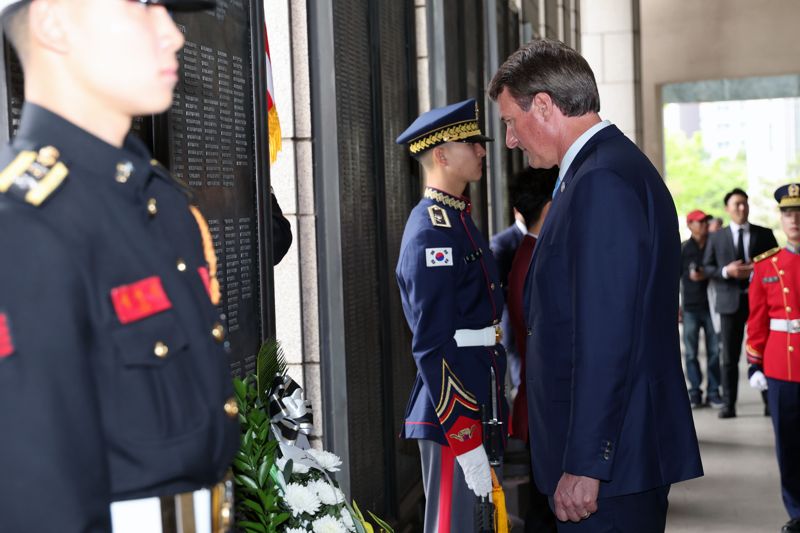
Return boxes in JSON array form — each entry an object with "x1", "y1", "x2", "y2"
[
  {"x1": 0, "y1": 0, "x2": 215, "y2": 21},
  {"x1": 396, "y1": 98, "x2": 493, "y2": 155},
  {"x1": 775, "y1": 183, "x2": 800, "y2": 209}
]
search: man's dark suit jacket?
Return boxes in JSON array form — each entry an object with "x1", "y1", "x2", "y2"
[
  {"x1": 525, "y1": 125, "x2": 703, "y2": 498},
  {"x1": 702, "y1": 224, "x2": 777, "y2": 314}
]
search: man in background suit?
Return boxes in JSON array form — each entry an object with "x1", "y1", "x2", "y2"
[
  {"x1": 489, "y1": 39, "x2": 702, "y2": 532},
  {"x1": 703, "y1": 188, "x2": 778, "y2": 418},
  {"x1": 491, "y1": 189, "x2": 528, "y2": 393}
]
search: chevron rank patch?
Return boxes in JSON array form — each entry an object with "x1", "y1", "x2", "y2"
[
  {"x1": 426, "y1": 247, "x2": 453, "y2": 267},
  {"x1": 0, "y1": 146, "x2": 68, "y2": 206},
  {"x1": 0, "y1": 312, "x2": 14, "y2": 358}
]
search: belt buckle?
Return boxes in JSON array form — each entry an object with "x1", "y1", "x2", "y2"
[
  {"x1": 212, "y1": 471, "x2": 234, "y2": 533},
  {"x1": 494, "y1": 325, "x2": 503, "y2": 345},
  {"x1": 791, "y1": 319, "x2": 800, "y2": 333}
]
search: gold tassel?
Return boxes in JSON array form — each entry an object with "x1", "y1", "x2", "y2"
[
  {"x1": 189, "y1": 205, "x2": 221, "y2": 305},
  {"x1": 268, "y1": 106, "x2": 282, "y2": 165},
  {"x1": 491, "y1": 468, "x2": 509, "y2": 533}
]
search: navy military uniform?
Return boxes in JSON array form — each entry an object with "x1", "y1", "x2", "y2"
[
  {"x1": 0, "y1": 102, "x2": 239, "y2": 531},
  {"x1": 395, "y1": 99, "x2": 507, "y2": 532},
  {"x1": 746, "y1": 184, "x2": 800, "y2": 532}
]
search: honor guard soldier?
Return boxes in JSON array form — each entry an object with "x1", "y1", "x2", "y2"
[
  {"x1": 395, "y1": 99, "x2": 508, "y2": 533},
  {"x1": 746, "y1": 183, "x2": 800, "y2": 533},
  {"x1": 0, "y1": 1, "x2": 239, "y2": 532}
]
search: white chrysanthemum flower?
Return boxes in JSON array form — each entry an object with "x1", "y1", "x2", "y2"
[
  {"x1": 311, "y1": 515, "x2": 346, "y2": 533},
  {"x1": 340, "y1": 508, "x2": 356, "y2": 531},
  {"x1": 285, "y1": 528, "x2": 307, "y2": 533},
  {"x1": 284, "y1": 482, "x2": 322, "y2": 517},
  {"x1": 308, "y1": 449, "x2": 343, "y2": 472},
  {"x1": 308, "y1": 479, "x2": 345, "y2": 506},
  {"x1": 277, "y1": 455, "x2": 311, "y2": 475}
]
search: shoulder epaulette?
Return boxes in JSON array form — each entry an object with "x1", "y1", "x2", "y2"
[
  {"x1": 0, "y1": 146, "x2": 68, "y2": 206},
  {"x1": 427, "y1": 205, "x2": 451, "y2": 228},
  {"x1": 754, "y1": 247, "x2": 781, "y2": 263}
]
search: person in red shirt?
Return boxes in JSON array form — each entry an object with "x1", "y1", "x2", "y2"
[{"x1": 746, "y1": 183, "x2": 800, "y2": 533}]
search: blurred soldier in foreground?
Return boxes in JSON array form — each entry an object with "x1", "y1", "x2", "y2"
[
  {"x1": 746, "y1": 184, "x2": 800, "y2": 533},
  {"x1": 396, "y1": 98, "x2": 507, "y2": 532},
  {"x1": 0, "y1": 1, "x2": 239, "y2": 531}
]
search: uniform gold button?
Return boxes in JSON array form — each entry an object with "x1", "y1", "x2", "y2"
[
  {"x1": 490, "y1": 283, "x2": 496, "y2": 290},
  {"x1": 37, "y1": 146, "x2": 59, "y2": 166},
  {"x1": 785, "y1": 287, "x2": 790, "y2": 294},
  {"x1": 787, "y1": 306, "x2": 793, "y2": 313},
  {"x1": 154, "y1": 341, "x2": 169, "y2": 358},
  {"x1": 176, "y1": 258, "x2": 187, "y2": 272},
  {"x1": 147, "y1": 198, "x2": 158, "y2": 216},
  {"x1": 115, "y1": 161, "x2": 133, "y2": 183},
  {"x1": 224, "y1": 397, "x2": 239, "y2": 418},
  {"x1": 780, "y1": 270, "x2": 785, "y2": 275},
  {"x1": 773, "y1": 257, "x2": 779, "y2": 263},
  {"x1": 790, "y1": 346, "x2": 795, "y2": 352},
  {"x1": 211, "y1": 322, "x2": 225, "y2": 343}
]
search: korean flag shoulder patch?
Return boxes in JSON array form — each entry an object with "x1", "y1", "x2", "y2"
[{"x1": 426, "y1": 247, "x2": 453, "y2": 267}]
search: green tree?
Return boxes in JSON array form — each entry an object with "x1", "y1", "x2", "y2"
[{"x1": 665, "y1": 130, "x2": 748, "y2": 220}]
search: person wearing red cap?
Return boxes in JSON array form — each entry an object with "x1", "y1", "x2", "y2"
[{"x1": 681, "y1": 210, "x2": 722, "y2": 408}]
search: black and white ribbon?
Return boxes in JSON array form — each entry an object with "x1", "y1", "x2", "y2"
[{"x1": 268, "y1": 374, "x2": 313, "y2": 446}]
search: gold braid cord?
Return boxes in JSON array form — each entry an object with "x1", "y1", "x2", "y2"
[
  {"x1": 424, "y1": 188, "x2": 467, "y2": 211},
  {"x1": 189, "y1": 205, "x2": 221, "y2": 305},
  {"x1": 409, "y1": 120, "x2": 481, "y2": 154}
]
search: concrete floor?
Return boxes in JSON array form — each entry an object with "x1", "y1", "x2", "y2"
[{"x1": 666, "y1": 360, "x2": 788, "y2": 533}]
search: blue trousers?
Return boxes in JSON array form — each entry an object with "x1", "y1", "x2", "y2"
[
  {"x1": 682, "y1": 309, "x2": 720, "y2": 401},
  {"x1": 767, "y1": 378, "x2": 800, "y2": 519},
  {"x1": 549, "y1": 485, "x2": 670, "y2": 533}
]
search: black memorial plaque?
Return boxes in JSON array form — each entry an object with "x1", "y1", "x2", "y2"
[
  {"x1": 2, "y1": 0, "x2": 270, "y2": 378},
  {"x1": 169, "y1": 1, "x2": 267, "y2": 378}
]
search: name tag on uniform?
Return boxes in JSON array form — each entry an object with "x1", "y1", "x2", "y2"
[
  {"x1": 110, "y1": 276, "x2": 173, "y2": 324},
  {"x1": 426, "y1": 247, "x2": 453, "y2": 267},
  {"x1": 762, "y1": 276, "x2": 779, "y2": 284}
]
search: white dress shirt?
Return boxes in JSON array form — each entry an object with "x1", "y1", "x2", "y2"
[{"x1": 722, "y1": 221, "x2": 750, "y2": 279}]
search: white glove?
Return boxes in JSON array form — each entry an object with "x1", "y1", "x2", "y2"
[
  {"x1": 749, "y1": 370, "x2": 768, "y2": 391},
  {"x1": 455, "y1": 446, "x2": 492, "y2": 498}
]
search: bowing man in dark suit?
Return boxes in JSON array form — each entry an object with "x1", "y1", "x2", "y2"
[
  {"x1": 702, "y1": 188, "x2": 778, "y2": 418},
  {"x1": 489, "y1": 39, "x2": 703, "y2": 532}
]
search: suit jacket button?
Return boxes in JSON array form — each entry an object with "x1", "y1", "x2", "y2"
[
  {"x1": 224, "y1": 397, "x2": 239, "y2": 418},
  {"x1": 147, "y1": 198, "x2": 158, "y2": 216}
]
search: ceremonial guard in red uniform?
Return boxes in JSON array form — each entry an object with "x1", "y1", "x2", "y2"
[{"x1": 746, "y1": 183, "x2": 800, "y2": 533}]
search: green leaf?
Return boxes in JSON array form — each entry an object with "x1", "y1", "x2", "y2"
[
  {"x1": 238, "y1": 521, "x2": 268, "y2": 533},
  {"x1": 256, "y1": 338, "x2": 287, "y2": 403},
  {"x1": 351, "y1": 500, "x2": 366, "y2": 521},
  {"x1": 235, "y1": 474, "x2": 259, "y2": 491},
  {"x1": 241, "y1": 499, "x2": 264, "y2": 514},
  {"x1": 257, "y1": 459, "x2": 270, "y2": 487},
  {"x1": 368, "y1": 511, "x2": 395, "y2": 533}
]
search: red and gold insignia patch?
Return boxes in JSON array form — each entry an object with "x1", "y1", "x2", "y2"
[
  {"x1": 447, "y1": 416, "x2": 483, "y2": 455},
  {"x1": 450, "y1": 424, "x2": 478, "y2": 443},
  {"x1": 110, "y1": 276, "x2": 172, "y2": 324},
  {"x1": 0, "y1": 313, "x2": 14, "y2": 358}
]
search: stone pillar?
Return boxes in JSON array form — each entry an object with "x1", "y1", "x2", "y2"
[
  {"x1": 266, "y1": 0, "x2": 324, "y2": 448},
  {"x1": 579, "y1": 0, "x2": 640, "y2": 144}
]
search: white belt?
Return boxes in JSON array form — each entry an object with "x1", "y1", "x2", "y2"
[
  {"x1": 770, "y1": 318, "x2": 800, "y2": 333},
  {"x1": 454, "y1": 325, "x2": 502, "y2": 347}
]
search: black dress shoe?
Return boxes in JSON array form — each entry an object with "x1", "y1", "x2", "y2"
[
  {"x1": 782, "y1": 517, "x2": 800, "y2": 532},
  {"x1": 718, "y1": 407, "x2": 736, "y2": 419}
]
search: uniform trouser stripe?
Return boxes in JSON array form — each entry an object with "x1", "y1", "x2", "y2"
[{"x1": 438, "y1": 445, "x2": 455, "y2": 533}]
